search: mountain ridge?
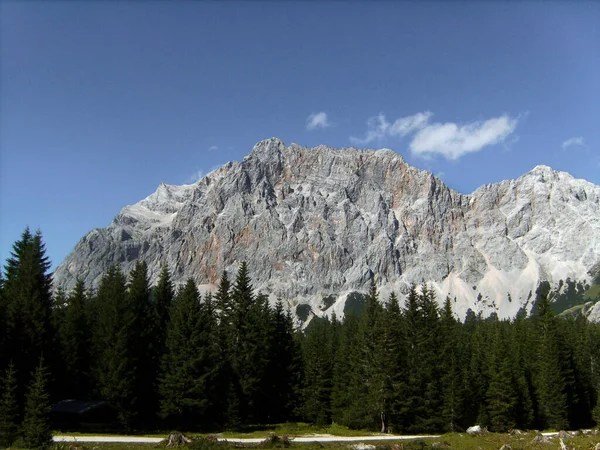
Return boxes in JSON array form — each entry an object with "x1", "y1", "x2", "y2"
[{"x1": 52, "y1": 138, "x2": 600, "y2": 322}]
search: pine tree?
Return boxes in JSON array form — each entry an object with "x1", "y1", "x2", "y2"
[
  {"x1": 228, "y1": 263, "x2": 272, "y2": 423},
  {"x1": 153, "y1": 265, "x2": 174, "y2": 354},
  {"x1": 59, "y1": 279, "x2": 91, "y2": 399},
  {"x1": 353, "y1": 277, "x2": 392, "y2": 431},
  {"x1": 383, "y1": 292, "x2": 405, "y2": 433},
  {"x1": 485, "y1": 322, "x2": 517, "y2": 432},
  {"x1": 126, "y1": 261, "x2": 158, "y2": 428},
  {"x1": 266, "y1": 299, "x2": 300, "y2": 423},
  {"x1": 330, "y1": 313, "x2": 360, "y2": 427},
  {"x1": 300, "y1": 317, "x2": 334, "y2": 425},
  {"x1": 92, "y1": 265, "x2": 136, "y2": 430},
  {"x1": 2, "y1": 229, "x2": 53, "y2": 403},
  {"x1": 159, "y1": 279, "x2": 220, "y2": 430},
  {"x1": 22, "y1": 358, "x2": 52, "y2": 450},
  {"x1": 532, "y1": 290, "x2": 569, "y2": 430},
  {"x1": 215, "y1": 270, "x2": 232, "y2": 328},
  {"x1": 439, "y1": 297, "x2": 463, "y2": 432},
  {"x1": 0, "y1": 362, "x2": 19, "y2": 448}
]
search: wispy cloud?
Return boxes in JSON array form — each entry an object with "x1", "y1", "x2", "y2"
[
  {"x1": 350, "y1": 111, "x2": 520, "y2": 160},
  {"x1": 390, "y1": 111, "x2": 433, "y2": 137},
  {"x1": 188, "y1": 169, "x2": 204, "y2": 183},
  {"x1": 561, "y1": 136, "x2": 585, "y2": 150},
  {"x1": 350, "y1": 114, "x2": 390, "y2": 145},
  {"x1": 350, "y1": 112, "x2": 433, "y2": 145},
  {"x1": 208, "y1": 145, "x2": 218, "y2": 152},
  {"x1": 306, "y1": 112, "x2": 331, "y2": 130}
]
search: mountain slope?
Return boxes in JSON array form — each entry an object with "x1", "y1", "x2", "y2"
[{"x1": 52, "y1": 138, "x2": 600, "y2": 321}]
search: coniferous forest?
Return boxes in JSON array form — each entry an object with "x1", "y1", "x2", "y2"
[{"x1": 1, "y1": 228, "x2": 600, "y2": 447}]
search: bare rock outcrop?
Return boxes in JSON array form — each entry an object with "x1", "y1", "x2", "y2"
[{"x1": 53, "y1": 138, "x2": 600, "y2": 322}]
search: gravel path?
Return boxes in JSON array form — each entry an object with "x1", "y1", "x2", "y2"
[{"x1": 53, "y1": 433, "x2": 441, "y2": 444}]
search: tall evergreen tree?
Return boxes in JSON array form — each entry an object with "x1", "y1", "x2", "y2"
[
  {"x1": 330, "y1": 313, "x2": 361, "y2": 427},
  {"x1": 228, "y1": 263, "x2": 273, "y2": 423},
  {"x1": 59, "y1": 279, "x2": 91, "y2": 399},
  {"x1": 0, "y1": 362, "x2": 19, "y2": 448},
  {"x1": 532, "y1": 291, "x2": 569, "y2": 430},
  {"x1": 1, "y1": 229, "x2": 53, "y2": 402},
  {"x1": 92, "y1": 264, "x2": 136, "y2": 430},
  {"x1": 153, "y1": 265, "x2": 174, "y2": 354},
  {"x1": 22, "y1": 358, "x2": 52, "y2": 450},
  {"x1": 438, "y1": 297, "x2": 463, "y2": 432},
  {"x1": 300, "y1": 317, "x2": 335, "y2": 425},
  {"x1": 126, "y1": 261, "x2": 158, "y2": 427},
  {"x1": 265, "y1": 299, "x2": 300, "y2": 423},
  {"x1": 159, "y1": 279, "x2": 220, "y2": 430},
  {"x1": 485, "y1": 322, "x2": 518, "y2": 432}
]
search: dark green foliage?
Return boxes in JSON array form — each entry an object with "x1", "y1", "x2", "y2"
[
  {"x1": 153, "y1": 265, "x2": 174, "y2": 354},
  {"x1": 127, "y1": 261, "x2": 160, "y2": 427},
  {"x1": 159, "y1": 279, "x2": 220, "y2": 430},
  {"x1": 22, "y1": 358, "x2": 52, "y2": 449},
  {"x1": 92, "y1": 264, "x2": 136, "y2": 429},
  {"x1": 58, "y1": 279, "x2": 91, "y2": 398},
  {"x1": 485, "y1": 323, "x2": 517, "y2": 431},
  {"x1": 0, "y1": 362, "x2": 19, "y2": 447},
  {"x1": 2, "y1": 229, "x2": 600, "y2": 434},
  {"x1": 1, "y1": 228, "x2": 53, "y2": 402},
  {"x1": 532, "y1": 291, "x2": 569, "y2": 430},
  {"x1": 300, "y1": 316, "x2": 335, "y2": 425}
]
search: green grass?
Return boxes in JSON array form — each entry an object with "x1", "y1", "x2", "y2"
[
  {"x1": 43, "y1": 431, "x2": 600, "y2": 450},
  {"x1": 37, "y1": 429, "x2": 600, "y2": 450},
  {"x1": 207, "y1": 422, "x2": 370, "y2": 438}
]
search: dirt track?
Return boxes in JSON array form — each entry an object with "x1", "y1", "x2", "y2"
[{"x1": 53, "y1": 433, "x2": 441, "y2": 444}]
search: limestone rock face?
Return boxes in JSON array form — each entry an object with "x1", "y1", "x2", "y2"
[{"x1": 52, "y1": 138, "x2": 600, "y2": 321}]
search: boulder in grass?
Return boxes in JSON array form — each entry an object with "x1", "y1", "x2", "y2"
[
  {"x1": 557, "y1": 430, "x2": 573, "y2": 438},
  {"x1": 164, "y1": 431, "x2": 193, "y2": 448},
  {"x1": 529, "y1": 434, "x2": 553, "y2": 445},
  {"x1": 466, "y1": 425, "x2": 482, "y2": 434},
  {"x1": 499, "y1": 445, "x2": 512, "y2": 450}
]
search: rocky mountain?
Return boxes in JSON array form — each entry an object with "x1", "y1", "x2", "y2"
[{"x1": 52, "y1": 138, "x2": 600, "y2": 322}]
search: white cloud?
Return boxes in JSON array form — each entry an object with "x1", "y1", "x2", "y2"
[
  {"x1": 350, "y1": 112, "x2": 432, "y2": 145},
  {"x1": 350, "y1": 114, "x2": 390, "y2": 145},
  {"x1": 188, "y1": 169, "x2": 204, "y2": 183},
  {"x1": 351, "y1": 111, "x2": 520, "y2": 160},
  {"x1": 410, "y1": 115, "x2": 518, "y2": 160},
  {"x1": 208, "y1": 145, "x2": 218, "y2": 152},
  {"x1": 306, "y1": 112, "x2": 331, "y2": 130},
  {"x1": 561, "y1": 136, "x2": 585, "y2": 149},
  {"x1": 389, "y1": 111, "x2": 433, "y2": 137}
]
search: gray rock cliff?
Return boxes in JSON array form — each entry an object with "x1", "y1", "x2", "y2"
[{"x1": 53, "y1": 138, "x2": 600, "y2": 321}]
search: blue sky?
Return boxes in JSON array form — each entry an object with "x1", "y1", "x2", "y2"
[{"x1": 1, "y1": 1, "x2": 599, "y2": 270}]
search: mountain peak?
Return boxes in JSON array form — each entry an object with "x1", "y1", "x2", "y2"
[{"x1": 53, "y1": 140, "x2": 600, "y2": 323}]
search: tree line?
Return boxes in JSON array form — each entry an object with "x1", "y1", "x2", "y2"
[{"x1": 0, "y1": 228, "x2": 599, "y2": 448}]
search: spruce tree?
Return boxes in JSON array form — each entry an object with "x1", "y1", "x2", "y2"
[
  {"x1": 330, "y1": 313, "x2": 360, "y2": 427},
  {"x1": 59, "y1": 279, "x2": 91, "y2": 399},
  {"x1": 485, "y1": 322, "x2": 517, "y2": 432},
  {"x1": 153, "y1": 265, "x2": 173, "y2": 354},
  {"x1": 0, "y1": 362, "x2": 19, "y2": 448},
  {"x1": 22, "y1": 358, "x2": 52, "y2": 450},
  {"x1": 266, "y1": 299, "x2": 299, "y2": 423},
  {"x1": 159, "y1": 279, "x2": 219, "y2": 430},
  {"x1": 2, "y1": 228, "x2": 53, "y2": 403},
  {"x1": 92, "y1": 265, "x2": 136, "y2": 430},
  {"x1": 439, "y1": 297, "x2": 463, "y2": 432},
  {"x1": 300, "y1": 317, "x2": 334, "y2": 425},
  {"x1": 228, "y1": 263, "x2": 273, "y2": 423},
  {"x1": 532, "y1": 291, "x2": 569, "y2": 430},
  {"x1": 126, "y1": 261, "x2": 158, "y2": 428}
]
